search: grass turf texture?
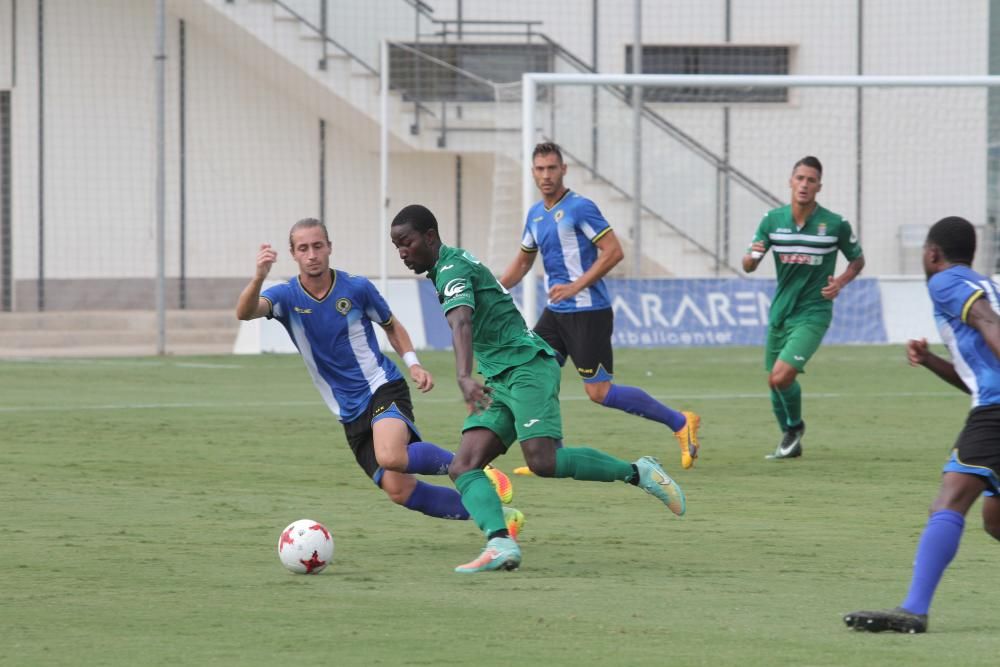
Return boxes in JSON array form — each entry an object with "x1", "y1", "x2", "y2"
[{"x1": 3, "y1": 346, "x2": 1000, "y2": 665}]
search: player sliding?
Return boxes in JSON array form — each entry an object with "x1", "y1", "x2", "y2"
[
  {"x1": 499, "y1": 142, "x2": 702, "y2": 470},
  {"x1": 743, "y1": 156, "x2": 865, "y2": 459},
  {"x1": 845, "y1": 217, "x2": 1000, "y2": 634},
  {"x1": 235, "y1": 218, "x2": 520, "y2": 536},
  {"x1": 391, "y1": 204, "x2": 685, "y2": 574}
]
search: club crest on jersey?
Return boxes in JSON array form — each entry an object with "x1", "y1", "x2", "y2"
[
  {"x1": 554, "y1": 210, "x2": 565, "y2": 222},
  {"x1": 443, "y1": 278, "x2": 467, "y2": 298},
  {"x1": 335, "y1": 298, "x2": 352, "y2": 315},
  {"x1": 817, "y1": 223, "x2": 826, "y2": 235},
  {"x1": 293, "y1": 306, "x2": 313, "y2": 314}
]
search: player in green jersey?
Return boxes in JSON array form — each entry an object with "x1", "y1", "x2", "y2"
[
  {"x1": 743, "y1": 156, "x2": 865, "y2": 460},
  {"x1": 390, "y1": 204, "x2": 686, "y2": 574}
]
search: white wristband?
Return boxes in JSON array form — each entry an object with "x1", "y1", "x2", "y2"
[{"x1": 403, "y1": 351, "x2": 420, "y2": 368}]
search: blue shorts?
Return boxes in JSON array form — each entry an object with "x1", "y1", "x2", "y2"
[
  {"x1": 942, "y1": 450, "x2": 1000, "y2": 497},
  {"x1": 943, "y1": 404, "x2": 1000, "y2": 496}
]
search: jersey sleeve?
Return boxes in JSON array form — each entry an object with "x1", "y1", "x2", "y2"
[
  {"x1": 520, "y1": 227, "x2": 538, "y2": 253},
  {"x1": 837, "y1": 218, "x2": 864, "y2": 261},
  {"x1": 577, "y1": 198, "x2": 612, "y2": 244},
  {"x1": 261, "y1": 282, "x2": 290, "y2": 321},
  {"x1": 360, "y1": 278, "x2": 393, "y2": 326},
  {"x1": 520, "y1": 216, "x2": 538, "y2": 253},
  {"x1": 437, "y1": 264, "x2": 476, "y2": 314},
  {"x1": 928, "y1": 271, "x2": 983, "y2": 322},
  {"x1": 748, "y1": 212, "x2": 772, "y2": 252}
]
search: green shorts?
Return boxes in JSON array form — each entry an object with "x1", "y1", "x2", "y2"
[
  {"x1": 463, "y1": 352, "x2": 563, "y2": 449},
  {"x1": 765, "y1": 318, "x2": 830, "y2": 372}
]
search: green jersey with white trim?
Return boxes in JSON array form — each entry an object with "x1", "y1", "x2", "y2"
[
  {"x1": 429, "y1": 245, "x2": 554, "y2": 379},
  {"x1": 750, "y1": 204, "x2": 863, "y2": 327}
]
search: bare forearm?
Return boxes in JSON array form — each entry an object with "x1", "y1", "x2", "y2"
[
  {"x1": 384, "y1": 321, "x2": 415, "y2": 358},
  {"x1": 236, "y1": 276, "x2": 266, "y2": 320},
  {"x1": 837, "y1": 256, "x2": 865, "y2": 287},
  {"x1": 499, "y1": 253, "x2": 534, "y2": 289},
  {"x1": 452, "y1": 320, "x2": 475, "y2": 379},
  {"x1": 922, "y1": 352, "x2": 970, "y2": 394}
]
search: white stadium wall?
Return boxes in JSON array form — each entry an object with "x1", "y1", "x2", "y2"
[{"x1": 1, "y1": 0, "x2": 995, "y2": 311}]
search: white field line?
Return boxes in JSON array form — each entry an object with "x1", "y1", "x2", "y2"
[{"x1": 0, "y1": 391, "x2": 959, "y2": 414}]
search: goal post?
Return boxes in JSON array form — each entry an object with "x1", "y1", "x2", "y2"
[{"x1": 519, "y1": 73, "x2": 1000, "y2": 323}]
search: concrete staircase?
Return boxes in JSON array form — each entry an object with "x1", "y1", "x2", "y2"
[
  {"x1": 175, "y1": 0, "x2": 732, "y2": 276},
  {"x1": 0, "y1": 310, "x2": 239, "y2": 358}
]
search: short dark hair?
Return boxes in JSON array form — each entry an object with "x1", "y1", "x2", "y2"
[
  {"x1": 391, "y1": 204, "x2": 438, "y2": 234},
  {"x1": 532, "y1": 141, "x2": 564, "y2": 163},
  {"x1": 927, "y1": 216, "x2": 976, "y2": 265},
  {"x1": 288, "y1": 218, "x2": 329, "y2": 250},
  {"x1": 792, "y1": 156, "x2": 823, "y2": 178}
]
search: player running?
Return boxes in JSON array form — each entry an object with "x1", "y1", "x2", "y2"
[
  {"x1": 499, "y1": 142, "x2": 702, "y2": 470},
  {"x1": 845, "y1": 217, "x2": 1000, "y2": 634},
  {"x1": 235, "y1": 218, "x2": 520, "y2": 536},
  {"x1": 743, "y1": 156, "x2": 865, "y2": 459},
  {"x1": 391, "y1": 204, "x2": 685, "y2": 574}
]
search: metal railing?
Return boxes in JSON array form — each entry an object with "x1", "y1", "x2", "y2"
[{"x1": 252, "y1": 0, "x2": 783, "y2": 274}]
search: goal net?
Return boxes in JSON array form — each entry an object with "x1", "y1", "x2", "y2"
[{"x1": 503, "y1": 73, "x2": 1000, "y2": 338}]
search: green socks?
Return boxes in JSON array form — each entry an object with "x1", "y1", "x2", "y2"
[
  {"x1": 554, "y1": 447, "x2": 634, "y2": 482},
  {"x1": 454, "y1": 469, "x2": 506, "y2": 536},
  {"x1": 774, "y1": 380, "x2": 802, "y2": 429}
]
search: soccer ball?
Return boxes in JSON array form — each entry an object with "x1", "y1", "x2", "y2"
[{"x1": 277, "y1": 519, "x2": 334, "y2": 574}]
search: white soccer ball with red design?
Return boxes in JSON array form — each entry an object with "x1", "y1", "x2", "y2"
[{"x1": 277, "y1": 519, "x2": 334, "y2": 574}]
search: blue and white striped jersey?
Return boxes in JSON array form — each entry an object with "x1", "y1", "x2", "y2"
[
  {"x1": 929, "y1": 264, "x2": 1000, "y2": 408},
  {"x1": 521, "y1": 190, "x2": 613, "y2": 313},
  {"x1": 262, "y1": 270, "x2": 403, "y2": 423}
]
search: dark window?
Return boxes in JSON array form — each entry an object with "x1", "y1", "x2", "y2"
[
  {"x1": 625, "y1": 45, "x2": 790, "y2": 103},
  {"x1": 389, "y1": 43, "x2": 553, "y2": 102}
]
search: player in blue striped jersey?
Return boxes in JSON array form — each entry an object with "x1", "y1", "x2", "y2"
[
  {"x1": 845, "y1": 217, "x2": 1000, "y2": 634},
  {"x1": 236, "y1": 218, "x2": 517, "y2": 529},
  {"x1": 500, "y1": 142, "x2": 702, "y2": 470}
]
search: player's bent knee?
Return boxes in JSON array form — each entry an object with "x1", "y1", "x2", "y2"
[
  {"x1": 521, "y1": 447, "x2": 557, "y2": 477},
  {"x1": 768, "y1": 370, "x2": 796, "y2": 390},
  {"x1": 382, "y1": 487, "x2": 410, "y2": 505},
  {"x1": 375, "y1": 452, "x2": 408, "y2": 473},
  {"x1": 584, "y1": 382, "x2": 610, "y2": 404}
]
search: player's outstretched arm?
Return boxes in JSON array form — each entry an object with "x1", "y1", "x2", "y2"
[
  {"x1": 236, "y1": 243, "x2": 278, "y2": 320},
  {"x1": 382, "y1": 318, "x2": 434, "y2": 393},
  {"x1": 445, "y1": 305, "x2": 491, "y2": 414},
  {"x1": 498, "y1": 249, "x2": 536, "y2": 290},
  {"x1": 908, "y1": 337, "x2": 969, "y2": 393}
]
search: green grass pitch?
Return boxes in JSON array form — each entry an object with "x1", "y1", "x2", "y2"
[{"x1": 3, "y1": 346, "x2": 1000, "y2": 665}]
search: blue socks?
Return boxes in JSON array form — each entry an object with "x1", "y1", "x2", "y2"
[
  {"x1": 402, "y1": 480, "x2": 469, "y2": 520},
  {"x1": 900, "y1": 509, "x2": 965, "y2": 615},
  {"x1": 601, "y1": 384, "x2": 687, "y2": 432},
  {"x1": 404, "y1": 441, "x2": 454, "y2": 475}
]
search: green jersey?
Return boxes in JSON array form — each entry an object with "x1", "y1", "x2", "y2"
[
  {"x1": 429, "y1": 245, "x2": 554, "y2": 379},
  {"x1": 750, "y1": 204, "x2": 863, "y2": 327}
]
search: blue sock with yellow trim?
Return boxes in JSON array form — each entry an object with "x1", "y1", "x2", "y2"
[
  {"x1": 404, "y1": 441, "x2": 453, "y2": 475},
  {"x1": 602, "y1": 384, "x2": 687, "y2": 432},
  {"x1": 900, "y1": 509, "x2": 965, "y2": 615}
]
